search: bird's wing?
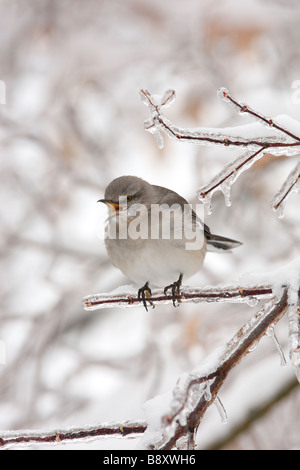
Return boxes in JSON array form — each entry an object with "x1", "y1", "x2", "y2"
[
  {"x1": 205, "y1": 231, "x2": 242, "y2": 252},
  {"x1": 151, "y1": 185, "x2": 242, "y2": 250}
]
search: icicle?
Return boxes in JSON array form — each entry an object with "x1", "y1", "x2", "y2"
[
  {"x1": 272, "y1": 161, "x2": 300, "y2": 219},
  {"x1": 272, "y1": 202, "x2": 285, "y2": 219},
  {"x1": 214, "y1": 396, "x2": 228, "y2": 424},
  {"x1": 140, "y1": 89, "x2": 176, "y2": 150},
  {"x1": 266, "y1": 326, "x2": 287, "y2": 367},
  {"x1": 220, "y1": 180, "x2": 232, "y2": 207},
  {"x1": 147, "y1": 122, "x2": 164, "y2": 149},
  {"x1": 203, "y1": 195, "x2": 213, "y2": 215},
  {"x1": 203, "y1": 380, "x2": 213, "y2": 401},
  {"x1": 197, "y1": 149, "x2": 266, "y2": 213},
  {"x1": 246, "y1": 297, "x2": 259, "y2": 308},
  {"x1": 197, "y1": 190, "x2": 213, "y2": 215}
]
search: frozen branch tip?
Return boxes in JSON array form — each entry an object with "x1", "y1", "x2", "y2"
[{"x1": 140, "y1": 87, "x2": 300, "y2": 216}]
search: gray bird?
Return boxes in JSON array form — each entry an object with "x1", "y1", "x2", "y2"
[{"x1": 98, "y1": 175, "x2": 241, "y2": 310}]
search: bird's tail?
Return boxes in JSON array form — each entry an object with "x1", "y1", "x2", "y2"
[{"x1": 206, "y1": 232, "x2": 242, "y2": 253}]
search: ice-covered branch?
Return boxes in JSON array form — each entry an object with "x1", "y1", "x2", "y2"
[
  {"x1": 140, "y1": 88, "x2": 300, "y2": 216},
  {"x1": 0, "y1": 420, "x2": 146, "y2": 449},
  {"x1": 82, "y1": 261, "x2": 300, "y2": 450},
  {"x1": 140, "y1": 89, "x2": 292, "y2": 150},
  {"x1": 140, "y1": 289, "x2": 289, "y2": 450},
  {"x1": 219, "y1": 87, "x2": 300, "y2": 143},
  {"x1": 82, "y1": 284, "x2": 274, "y2": 311},
  {"x1": 288, "y1": 286, "x2": 300, "y2": 384},
  {"x1": 272, "y1": 161, "x2": 300, "y2": 218}
]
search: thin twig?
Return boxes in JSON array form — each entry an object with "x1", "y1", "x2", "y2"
[
  {"x1": 140, "y1": 88, "x2": 300, "y2": 216},
  {"x1": 272, "y1": 161, "x2": 300, "y2": 216},
  {"x1": 0, "y1": 421, "x2": 147, "y2": 449},
  {"x1": 82, "y1": 285, "x2": 274, "y2": 311},
  {"x1": 140, "y1": 88, "x2": 300, "y2": 148},
  {"x1": 220, "y1": 88, "x2": 300, "y2": 143},
  {"x1": 198, "y1": 147, "x2": 265, "y2": 199}
]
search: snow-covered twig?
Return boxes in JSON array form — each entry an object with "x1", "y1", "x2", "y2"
[
  {"x1": 140, "y1": 289, "x2": 289, "y2": 450},
  {"x1": 0, "y1": 420, "x2": 146, "y2": 449},
  {"x1": 82, "y1": 277, "x2": 300, "y2": 450},
  {"x1": 219, "y1": 88, "x2": 300, "y2": 143},
  {"x1": 288, "y1": 287, "x2": 300, "y2": 384},
  {"x1": 140, "y1": 89, "x2": 300, "y2": 216},
  {"x1": 4, "y1": 290, "x2": 298, "y2": 451},
  {"x1": 272, "y1": 161, "x2": 300, "y2": 218},
  {"x1": 82, "y1": 284, "x2": 273, "y2": 311}
]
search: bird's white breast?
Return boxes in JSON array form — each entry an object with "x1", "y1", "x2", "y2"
[{"x1": 104, "y1": 208, "x2": 206, "y2": 287}]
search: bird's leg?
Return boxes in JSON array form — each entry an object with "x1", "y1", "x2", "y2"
[
  {"x1": 138, "y1": 281, "x2": 154, "y2": 311},
  {"x1": 164, "y1": 273, "x2": 183, "y2": 307}
]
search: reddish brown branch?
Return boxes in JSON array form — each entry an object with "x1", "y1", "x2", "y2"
[
  {"x1": 221, "y1": 88, "x2": 300, "y2": 143},
  {"x1": 274, "y1": 174, "x2": 300, "y2": 209},
  {"x1": 0, "y1": 421, "x2": 147, "y2": 448},
  {"x1": 156, "y1": 116, "x2": 300, "y2": 149},
  {"x1": 199, "y1": 147, "x2": 265, "y2": 198},
  {"x1": 272, "y1": 162, "x2": 300, "y2": 215},
  {"x1": 156, "y1": 289, "x2": 289, "y2": 450},
  {"x1": 140, "y1": 88, "x2": 300, "y2": 216},
  {"x1": 141, "y1": 88, "x2": 300, "y2": 149},
  {"x1": 82, "y1": 285, "x2": 274, "y2": 311}
]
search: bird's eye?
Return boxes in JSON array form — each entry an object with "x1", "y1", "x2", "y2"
[{"x1": 127, "y1": 195, "x2": 133, "y2": 202}]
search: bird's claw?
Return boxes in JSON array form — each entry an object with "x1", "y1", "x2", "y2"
[
  {"x1": 164, "y1": 274, "x2": 183, "y2": 307},
  {"x1": 138, "y1": 282, "x2": 154, "y2": 311}
]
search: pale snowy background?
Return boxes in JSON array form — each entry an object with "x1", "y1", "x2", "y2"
[{"x1": 0, "y1": 0, "x2": 300, "y2": 450}]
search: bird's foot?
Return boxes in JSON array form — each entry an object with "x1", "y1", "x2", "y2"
[
  {"x1": 164, "y1": 273, "x2": 183, "y2": 307},
  {"x1": 138, "y1": 282, "x2": 154, "y2": 311}
]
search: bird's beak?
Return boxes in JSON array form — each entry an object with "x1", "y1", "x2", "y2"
[{"x1": 97, "y1": 199, "x2": 122, "y2": 212}]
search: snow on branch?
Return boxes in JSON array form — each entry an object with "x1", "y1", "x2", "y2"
[
  {"x1": 0, "y1": 420, "x2": 146, "y2": 449},
  {"x1": 81, "y1": 258, "x2": 300, "y2": 450},
  {"x1": 4, "y1": 277, "x2": 299, "y2": 449},
  {"x1": 272, "y1": 161, "x2": 300, "y2": 218},
  {"x1": 140, "y1": 88, "x2": 300, "y2": 217},
  {"x1": 82, "y1": 284, "x2": 273, "y2": 311},
  {"x1": 140, "y1": 288, "x2": 290, "y2": 450}
]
